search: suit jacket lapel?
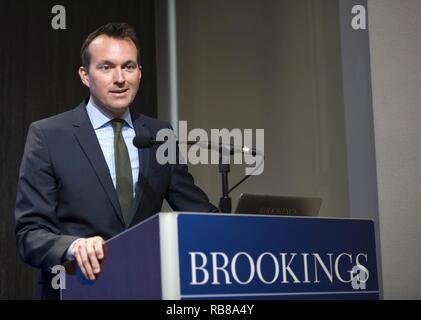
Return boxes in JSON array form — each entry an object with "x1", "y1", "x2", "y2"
[{"x1": 72, "y1": 101, "x2": 126, "y2": 227}]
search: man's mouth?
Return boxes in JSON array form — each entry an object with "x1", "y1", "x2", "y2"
[{"x1": 109, "y1": 88, "x2": 129, "y2": 95}]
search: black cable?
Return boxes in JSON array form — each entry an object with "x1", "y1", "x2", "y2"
[{"x1": 227, "y1": 155, "x2": 264, "y2": 195}]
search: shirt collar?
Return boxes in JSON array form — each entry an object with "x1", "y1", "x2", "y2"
[{"x1": 86, "y1": 97, "x2": 134, "y2": 130}]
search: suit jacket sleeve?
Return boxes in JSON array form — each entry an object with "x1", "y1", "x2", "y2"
[
  {"x1": 15, "y1": 122, "x2": 79, "y2": 271},
  {"x1": 165, "y1": 162, "x2": 219, "y2": 213},
  {"x1": 164, "y1": 135, "x2": 219, "y2": 213}
]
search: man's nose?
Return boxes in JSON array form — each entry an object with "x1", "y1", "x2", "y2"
[{"x1": 113, "y1": 67, "x2": 125, "y2": 84}]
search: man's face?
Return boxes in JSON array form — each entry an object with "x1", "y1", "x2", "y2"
[{"x1": 79, "y1": 35, "x2": 141, "y2": 117}]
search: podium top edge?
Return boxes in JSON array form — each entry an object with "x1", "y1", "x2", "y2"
[{"x1": 158, "y1": 211, "x2": 375, "y2": 222}]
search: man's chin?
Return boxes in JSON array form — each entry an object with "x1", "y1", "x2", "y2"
[
  {"x1": 109, "y1": 103, "x2": 130, "y2": 110},
  {"x1": 100, "y1": 102, "x2": 131, "y2": 117}
]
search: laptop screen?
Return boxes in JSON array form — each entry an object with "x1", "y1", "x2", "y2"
[{"x1": 235, "y1": 193, "x2": 322, "y2": 217}]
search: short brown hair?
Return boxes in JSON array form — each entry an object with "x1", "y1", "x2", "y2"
[{"x1": 81, "y1": 22, "x2": 141, "y2": 69}]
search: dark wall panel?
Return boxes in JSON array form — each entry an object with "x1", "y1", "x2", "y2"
[{"x1": 0, "y1": 0, "x2": 157, "y2": 299}]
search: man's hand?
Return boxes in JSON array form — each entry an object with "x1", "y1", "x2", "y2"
[{"x1": 71, "y1": 236, "x2": 105, "y2": 280}]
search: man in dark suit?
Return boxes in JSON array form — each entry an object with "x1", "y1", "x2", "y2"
[{"x1": 14, "y1": 22, "x2": 218, "y2": 299}]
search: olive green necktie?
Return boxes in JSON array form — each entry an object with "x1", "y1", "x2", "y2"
[{"x1": 111, "y1": 119, "x2": 133, "y2": 224}]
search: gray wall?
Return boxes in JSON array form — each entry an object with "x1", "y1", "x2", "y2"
[
  {"x1": 368, "y1": 0, "x2": 421, "y2": 299},
  {"x1": 172, "y1": 0, "x2": 349, "y2": 217}
]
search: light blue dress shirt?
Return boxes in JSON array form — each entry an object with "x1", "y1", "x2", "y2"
[
  {"x1": 86, "y1": 98, "x2": 139, "y2": 192},
  {"x1": 66, "y1": 97, "x2": 140, "y2": 260}
]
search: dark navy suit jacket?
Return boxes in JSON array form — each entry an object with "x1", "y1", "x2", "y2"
[{"x1": 14, "y1": 100, "x2": 218, "y2": 299}]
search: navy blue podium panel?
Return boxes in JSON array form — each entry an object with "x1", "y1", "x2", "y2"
[
  {"x1": 61, "y1": 213, "x2": 379, "y2": 300},
  {"x1": 61, "y1": 215, "x2": 162, "y2": 300}
]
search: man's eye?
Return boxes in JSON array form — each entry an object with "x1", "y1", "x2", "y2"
[
  {"x1": 101, "y1": 65, "x2": 111, "y2": 71},
  {"x1": 125, "y1": 64, "x2": 136, "y2": 71}
]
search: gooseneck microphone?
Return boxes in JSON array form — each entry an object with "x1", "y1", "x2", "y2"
[{"x1": 133, "y1": 134, "x2": 195, "y2": 149}]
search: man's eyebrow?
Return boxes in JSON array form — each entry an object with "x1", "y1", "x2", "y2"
[
  {"x1": 95, "y1": 60, "x2": 138, "y2": 66},
  {"x1": 96, "y1": 60, "x2": 115, "y2": 66},
  {"x1": 122, "y1": 60, "x2": 138, "y2": 66}
]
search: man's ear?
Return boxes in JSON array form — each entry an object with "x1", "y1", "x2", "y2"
[{"x1": 78, "y1": 66, "x2": 90, "y2": 88}]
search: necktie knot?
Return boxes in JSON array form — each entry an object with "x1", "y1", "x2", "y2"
[{"x1": 111, "y1": 119, "x2": 125, "y2": 134}]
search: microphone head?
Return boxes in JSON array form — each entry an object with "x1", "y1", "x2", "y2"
[{"x1": 133, "y1": 134, "x2": 153, "y2": 149}]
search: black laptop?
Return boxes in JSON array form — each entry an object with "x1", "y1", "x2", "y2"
[{"x1": 235, "y1": 193, "x2": 322, "y2": 217}]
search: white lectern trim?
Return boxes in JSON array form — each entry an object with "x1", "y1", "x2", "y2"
[{"x1": 159, "y1": 212, "x2": 181, "y2": 300}]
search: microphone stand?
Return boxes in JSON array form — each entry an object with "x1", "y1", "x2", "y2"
[
  {"x1": 218, "y1": 146, "x2": 232, "y2": 213},
  {"x1": 218, "y1": 161, "x2": 231, "y2": 213}
]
